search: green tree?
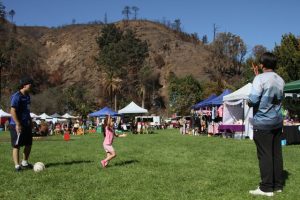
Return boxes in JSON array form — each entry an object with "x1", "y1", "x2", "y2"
[
  {"x1": 62, "y1": 85, "x2": 94, "y2": 117},
  {"x1": 137, "y1": 64, "x2": 153, "y2": 108},
  {"x1": 274, "y1": 33, "x2": 300, "y2": 82},
  {"x1": 102, "y1": 72, "x2": 122, "y2": 110},
  {"x1": 168, "y1": 73, "x2": 203, "y2": 115},
  {"x1": 97, "y1": 24, "x2": 126, "y2": 107},
  {"x1": 96, "y1": 24, "x2": 149, "y2": 109}
]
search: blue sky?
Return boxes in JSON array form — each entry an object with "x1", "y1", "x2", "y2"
[{"x1": 2, "y1": 0, "x2": 300, "y2": 52}]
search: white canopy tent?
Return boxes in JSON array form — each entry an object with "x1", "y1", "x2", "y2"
[
  {"x1": 62, "y1": 113, "x2": 77, "y2": 119},
  {"x1": 30, "y1": 112, "x2": 39, "y2": 118},
  {"x1": 39, "y1": 113, "x2": 52, "y2": 120},
  {"x1": 38, "y1": 113, "x2": 54, "y2": 122},
  {"x1": 0, "y1": 109, "x2": 11, "y2": 117},
  {"x1": 118, "y1": 101, "x2": 148, "y2": 114},
  {"x1": 222, "y1": 83, "x2": 254, "y2": 139}
]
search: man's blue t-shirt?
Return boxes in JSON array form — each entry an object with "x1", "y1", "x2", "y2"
[{"x1": 10, "y1": 91, "x2": 31, "y2": 127}]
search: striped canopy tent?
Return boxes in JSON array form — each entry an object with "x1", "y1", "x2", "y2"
[{"x1": 284, "y1": 80, "x2": 300, "y2": 93}]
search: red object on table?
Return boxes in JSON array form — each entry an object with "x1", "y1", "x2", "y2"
[{"x1": 64, "y1": 132, "x2": 70, "y2": 141}]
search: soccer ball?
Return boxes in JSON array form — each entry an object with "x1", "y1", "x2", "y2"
[{"x1": 33, "y1": 162, "x2": 45, "y2": 172}]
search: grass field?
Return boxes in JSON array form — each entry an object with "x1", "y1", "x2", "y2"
[{"x1": 0, "y1": 129, "x2": 300, "y2": 200}]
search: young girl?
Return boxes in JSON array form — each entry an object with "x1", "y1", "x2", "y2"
[{"x1": 101, "y1": 115, "x2": 118, "y2": 168}]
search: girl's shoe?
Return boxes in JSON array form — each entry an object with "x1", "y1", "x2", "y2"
[{"x1": 101, "y1": 160, "x2": 107, "y2": 168}]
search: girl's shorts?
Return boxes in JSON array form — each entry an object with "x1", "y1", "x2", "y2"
[{"x1": 103, "y1": 144, "x2": 115, "y2": 153}]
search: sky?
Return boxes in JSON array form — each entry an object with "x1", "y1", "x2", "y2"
[{"x1": 2, "y1": 0, "x2": 300, "y2": 52}]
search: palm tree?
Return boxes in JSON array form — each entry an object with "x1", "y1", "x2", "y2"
[
  {"x1": 102, "y1": 73, "x2": 122, "y2": 110},
  {"x1": 131, "y1": 6, "x2": 139, "y2": 20},
  {"x1": 137, "y1": 64, "x2": 152, "y2": 108},
  {"x1": 122, "y1": 6, "x2": 131, "y2": 20},
  {"x1": 8, "y1": 9, "x2": 15, "y2": 23}
]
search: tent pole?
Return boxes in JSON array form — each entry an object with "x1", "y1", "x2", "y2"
[{"x1": 242, "y1": 99, "x2": 245, "y2": 139}]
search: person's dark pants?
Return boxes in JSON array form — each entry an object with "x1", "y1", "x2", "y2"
[{"x1": 253, "y1": 128, "x2": 283, "y2": 192}]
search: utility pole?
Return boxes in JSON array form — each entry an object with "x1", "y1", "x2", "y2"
[{"x1": 213, "y1": 23, "x2": 219, "y2": 42}]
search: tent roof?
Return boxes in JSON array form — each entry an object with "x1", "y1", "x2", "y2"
[
  {"x1": 0, "y1": 109, "x2": 11, "y2": 117},
  {"x1": 192, "y1": 94, "x2": 217, "y2": 109},
  {"x1": 30, "y1": 112, "x2": 39, "y2": 118},
  {"x1": 223, "y1": 83, "x2": 252, "y2": 101},
  {"x1": 39, "y1": 113, "x2": 52, "y2": 119},
  {"x1": 89, "y1": 107, "x2": 118, "y2": 117},
  {"x1": 62, "y1": 113, "x2": 76, "y2": 119},
  {"x1": 50, "y1": 113, "x2": 62, "y2": 118},
  {"x1": 201, "y1": 89, "x2": 232, "y2": 107},
  {"x1": 284, "y1": 80, "x2": 300, "y2": 93},
  {"x1": 118, "y1": 101, "x2": 148, "y2": 114}
]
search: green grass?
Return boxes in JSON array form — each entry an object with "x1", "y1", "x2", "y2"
[{"x1": 0, "y1": 129, "x2": 300, "y2": 200}]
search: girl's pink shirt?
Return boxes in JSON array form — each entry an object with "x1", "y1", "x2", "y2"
[{"x1": 103, "y1": 126, "x2": 114, "y2": 145}]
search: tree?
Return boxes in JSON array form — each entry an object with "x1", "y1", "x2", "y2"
[
  {"x1": 0, "y1": 1, "x2": 5, "y2": 20},
  {"x1": 131, "y1": 6, "x2": 139, "y2": 20},
  {"x1": 202, "y1": 35, "x2": 208, "y2": 44},
  {"x1": 8, "y1": 9, "x2": 15, "y2": 23},
  {"x1": 137, "y1": 64, "x2": 152, "y2": 108},
  {"x1": 61, "y1": 85, "x2": 94, "y2": 116},
  {"x1": 102, "y1": 72, "x2": 122, "y2": 110},
  {"x1": 122, "y1": 6, "x2": 131, "y2": 20},
  {"x1": 0, "y1": 52, "x2": 8, "y2": 102},
  {"x1": 205, "y1": 32, "x2": 247, "y2": 80},
  {"x1": 274, "y1": 33, "x2": 300, "y2": 82},
  {"x1": 96, "y1": 24, "x2": 149, "y2": 109},
  {"x1": 168, "y1": 73, "x2": 203, "y2": 115},
  {"x1": 173, "y1": 19, "x2": 181, "y2": 32},
  {"x1": 252, "y1": 45, "x2": 267, "y2": 61}
]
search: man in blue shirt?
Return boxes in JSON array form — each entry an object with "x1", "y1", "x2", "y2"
[
  {"x1": 9, "y1": 77, "x2": 34, "y2": 172},
  {"x1": 248, "y1": 52, "x2": 285, "y2": 197}
]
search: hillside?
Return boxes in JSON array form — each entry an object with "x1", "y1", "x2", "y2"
[{"x1": 6, "y1": 20, "x2": 212, "y2": 112}]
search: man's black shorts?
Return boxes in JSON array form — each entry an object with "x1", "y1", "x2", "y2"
[{"x1": 9, "y1": 125, "x2": 32, "y2": 147}]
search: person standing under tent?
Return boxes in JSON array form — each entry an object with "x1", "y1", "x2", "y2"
[
  {"x1": 248, "y1": 52, "x2": 285, "y2": 197},
  {"x1": 9, "y1": 77, "x2": 34, "y2": 172}
]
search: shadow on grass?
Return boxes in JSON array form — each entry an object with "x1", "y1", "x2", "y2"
[
  {"x1": 113, "y1": 160, "x2": 139, "y2": 167},
  {"x1": 283, "y1": 170, "x2": 290, "y2": 187},
  {"x1": 45, "y1": 160, "x2": 93, "y2": 168}
]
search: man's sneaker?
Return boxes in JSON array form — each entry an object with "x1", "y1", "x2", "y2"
[
  {"x1": 21, "y1": 163, "x2": 33, "y2": 169},
  {"x1": 249, "y1": 187, "x2": 274, "y2": 197},
  {"x1": 15, "y1": 166, "x2": 22, "y2": 172}
]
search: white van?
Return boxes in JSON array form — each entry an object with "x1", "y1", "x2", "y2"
[{"x1": 135, "y1": 116, "x2": 161, "y2": 127}]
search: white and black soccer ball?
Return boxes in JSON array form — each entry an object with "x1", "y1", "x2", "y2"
[{"x1": 33, "y1": 162, "x2": 45, "y2": 172}]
